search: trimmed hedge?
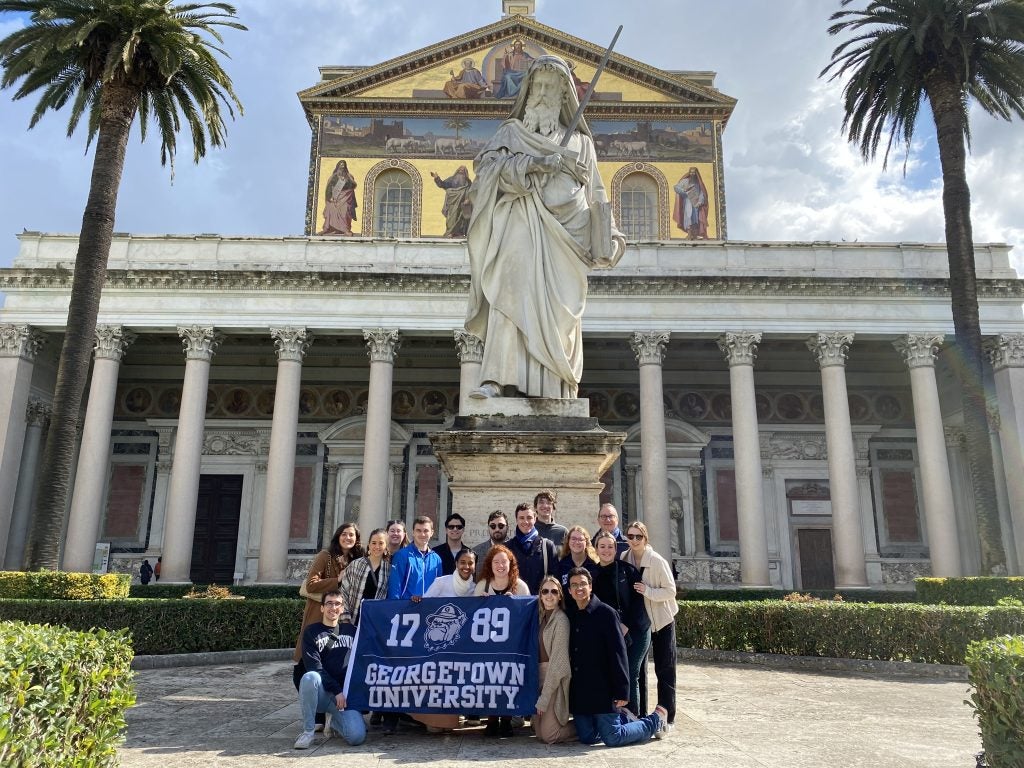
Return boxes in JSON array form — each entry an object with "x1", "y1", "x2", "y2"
[
  {"x1": 966, "y1": 635, "x2": 1024, "y2": 767},
  {"x1": 0, "y1": 570, "x2": 130, "y2": 599},
  {"x1": 0, "y1": 621, "x2": 135, "y2": 767},
  {"x1": 916, "y1": 577, "x2": 1024, "y2": 606},
  {"x1": 0, "y1": 598, "x2": 302, "y2": 655},
  {"x1": 128, "y1": 583, "x2": 298, "y2": 600},
  {"x1": 675, "y1": 600, "x2": 1024, "y2": 665},
  {"x1": 677, "y1": 588, "x2": 911, "y2": 603}
]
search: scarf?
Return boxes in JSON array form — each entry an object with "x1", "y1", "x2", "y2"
[
  {"x1": 451, "y1": 571, "x2": 475, "y2": 597},
  {"x1": 514, "y1": 526, "x2": 539, "y2": 550}
]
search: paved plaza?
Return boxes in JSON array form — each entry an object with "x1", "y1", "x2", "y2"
[{"x1": 120, "y1": 657, "x2": 982, "y2": 767}]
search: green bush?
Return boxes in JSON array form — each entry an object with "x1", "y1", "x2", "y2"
[
  {"x1": 966, "y1": 635, "x2": 1024, "y2": 767},
  {"x1": 675, "y1": 601, "x2": 1024, "y2": 665},
  {"x1": 677, "y1": 588, "x2": 910, "y2": 603},
  {"x1": 0, "y1": 621, "x2": 135, "y2": 767},
  {"x1": 0, "y1": 570, "x2": 129, "y2": 599},
  {"x1": 916, "y1": 577, "x2": 1024, "y2": 606},
  {"x1": 128, "y1": 583, "x2": 298, "y2": 600},
  {"x1": 0, "y1": 598, "x2": 302, "y2": 655}
]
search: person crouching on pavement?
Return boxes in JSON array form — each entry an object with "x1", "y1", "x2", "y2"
[
  {"x1": 564, "y1": 567, "x2": 666, "y2": 746},
  {"x1": 294, "y1": 590, "x2": 366, "y2": 749}
]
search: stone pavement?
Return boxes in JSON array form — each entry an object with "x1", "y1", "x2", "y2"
[{"x1": 121, "y1": 658, "x2": 981, "y2": 767}]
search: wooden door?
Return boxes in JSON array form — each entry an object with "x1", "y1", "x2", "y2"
[
  {"x1": 797, "y1": 528, "x2": 835, "y2": 590},
  {"x1": 190, "y1": 474, "x2": 243, "y2": 584}
]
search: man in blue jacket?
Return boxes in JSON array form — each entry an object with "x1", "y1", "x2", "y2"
[
  {"x1": 565, "y1": 567, "x2": 666, "y2": 746},
  {"x1": 294, "y1": 590, "x2": 366, "y2": 749},
  {"x1": 387, "y1": 515, "x2": 443, "y2": 600}
]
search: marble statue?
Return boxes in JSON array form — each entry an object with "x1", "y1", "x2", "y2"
[{"x1": 465, "y1": 55, "x2": 625, "y2": 399}]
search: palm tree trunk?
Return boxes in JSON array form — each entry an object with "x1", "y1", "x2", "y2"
[
  {"x1": 926, "y1": 76, "x2": 1006, "y2": 575},
  {"x1": 24, "y1": 83, "x2": 139, "y2": 570}
]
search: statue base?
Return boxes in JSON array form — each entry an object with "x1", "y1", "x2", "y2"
[{"x1": 430, "y1": 398, "x2": 626, "y2": 541}]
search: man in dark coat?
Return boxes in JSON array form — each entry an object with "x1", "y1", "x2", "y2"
[
  {"x1": 565, "y1": 567, "x2": 665, "y2": 746},
  {"x1": 506, "y1": 502, "x2": 557, "y2": 594}
]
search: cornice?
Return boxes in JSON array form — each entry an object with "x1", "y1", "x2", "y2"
[{"x1": 4, "y1": 268, "x2": 1024, "y2": 299}]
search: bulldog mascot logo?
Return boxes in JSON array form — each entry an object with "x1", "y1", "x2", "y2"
[{"x1": 423, "y1": 602, "x2": 467, "y2": 651}]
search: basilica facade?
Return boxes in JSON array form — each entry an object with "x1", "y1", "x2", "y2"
[{"x1": 1, "y1": 1, "x2": 1023, "y2": 588}]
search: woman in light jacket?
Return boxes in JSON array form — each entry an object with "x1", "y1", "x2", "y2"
[
  {"x1": 533, "y1": 575, "x2": 576, "y2": 743},
  {"x1": 621, "y1": 521, "x2": 679, "y2": 729}
]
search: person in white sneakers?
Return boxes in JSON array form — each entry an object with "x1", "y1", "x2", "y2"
[{"x1": 294, "y1": 590, "x2": 366, "y2": 749}]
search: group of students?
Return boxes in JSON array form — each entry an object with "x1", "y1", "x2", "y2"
[{"x1": 291, "y1": 492, "x2": 679, "y2": 750}]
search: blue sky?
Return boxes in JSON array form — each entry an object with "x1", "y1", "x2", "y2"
[{"x1": 0, "y1": 0, "x2": 1020, "y2": 272}]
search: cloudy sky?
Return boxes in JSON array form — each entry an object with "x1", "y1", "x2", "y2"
[{"x1": 0, "y1": 0, "x2": 1021, "y2": 273}]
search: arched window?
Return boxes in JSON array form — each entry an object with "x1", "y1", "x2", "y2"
[
  {"x1": 619, "y1": 173, "x2": 658, "y2": 241},
  {"x1": 373, "y1": 169, "x2": 414, "y2": 238}
]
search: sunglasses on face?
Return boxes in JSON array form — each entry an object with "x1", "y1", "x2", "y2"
[
  {"x1": 626, "y1": 533, "x2": 645, "y2": 541},
  {"x1": 489, "y1": 523, "x2": 507, "y2": 530},
  {"x1": 447, "y1": 524, "x2": 464, "y2": 530},
  {"x1": 539, "y1": 588, "x2": 559, "y2": 595}
]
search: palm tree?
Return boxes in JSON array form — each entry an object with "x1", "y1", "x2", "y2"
[
  {"x1": 821, "y1": 0, "x2": 1024, "y2": 575},
  {"x1": 0, "y1": 0, "x2": 245, "y2": 570},
  {"x1": 445, "y1": 117, "x2": 471, "y2": 140}
]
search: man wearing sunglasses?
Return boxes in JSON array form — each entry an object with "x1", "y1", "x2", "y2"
[
  {"x1": 472, "y1": 510, "x2": 509, "y2": 577},
  {"x1": 433, "y1": 512, "x2": 467, "y2": 575},
  {"x1": 294, "y1": 590, "x2": 366, "y2": 749}
]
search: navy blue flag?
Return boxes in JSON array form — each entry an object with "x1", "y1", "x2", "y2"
[{"x1": 343, "y1": 596, "x2": 539, "y2": 716}]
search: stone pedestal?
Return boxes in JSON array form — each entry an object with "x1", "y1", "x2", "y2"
[{"x1": 430, "y1": 398, "x2": 625, "y2": 536}]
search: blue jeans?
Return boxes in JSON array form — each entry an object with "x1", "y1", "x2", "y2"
[
  {"x1": 298, "y1": 671, "x2": 366, "y2": 745},
  {"x1": 574, "y1": 710, "x2": 661, "y2": 747}
]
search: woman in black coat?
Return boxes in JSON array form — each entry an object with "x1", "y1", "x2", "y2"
[{"x1": 592, "y1": 530, "x2": 651, "y2": 716}]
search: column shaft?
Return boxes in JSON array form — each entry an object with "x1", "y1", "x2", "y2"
[
  {"x1": 64, "y1": 327, "x2": 135, "y2": 572},
  {"x1": 718, "y1": 332, "x2": 770, "y2": 586},
  {"x1": 4, "y1": 402, "x2": 49, "y2": 569},
  {"x1": 809, "y1": 333, "x2": 867, "y2": 587},
  {"x1": 630, "y1": 332, "x2": 672, "y2": 558},
  {"x1": 258, "y1": 328, "x2": 311, "y2": 583},
  {"x1": 161, "y1": 327, "x2": 221, "y2": 583},
  {"x1": 359, "y1": 330, "x2": 400, "y2": 534},
  {"x1": 987, "y1": 334, "x2": 1024, "y2": 570}
]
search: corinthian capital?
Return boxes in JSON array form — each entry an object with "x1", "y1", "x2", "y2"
[
  {"x1": 807, "y1": 332, "x2": 854, "y2": 368},
  {"x1": 716, "y1": 331, "x2": 761, "y2": 367},
  {"x1": 454, "y1": 330, "x2": 484, "y2": 363},
  {"x1": 364, "y1": 328, "x2": 401, "y2": 363},
  {"x1": 630, "y1": 331, "x2": 671, "y2": 366},
  {"x1": 93, "y1": 325, "x2": 137, "y2": 361},
  {"x1": 892, "y1": 334, "x2": 943, "y2": 369},
  {"x1": 0, "y1": 324, "x2": 46, "y2": 360},
  {"x1": 178, "y1": 326, "x2": 223, "y2": 361},
  {"x1": 984, "y1": 333, "x2": 1024, "y2": 371},
  {"x1": 271, "y1": 327, "x2": 313, "y2": 362},
  {"x1": 26, "y1": 398, "x2": 52, "y2": 427}
]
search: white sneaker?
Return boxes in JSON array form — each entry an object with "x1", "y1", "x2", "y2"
[
  {"x1": 294, "y1": 730, "x2": 316, "y2": 749},
  {"x1": 652, "y1": 706, "x2": 669, "y2": 739}
]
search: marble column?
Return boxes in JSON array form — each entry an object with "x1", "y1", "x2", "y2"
[
  {"x1": 892, "y1": 334, "x2": 961, "y2": 576},
  {"x1": 359, "y1": 329, "x2": 400, "y2": 535},
  {"x1": 454, "y1": 331, "x2": 484, "y2": 415},
  {"x1": 630, "y1": 331, "x2": 672, "y2": 558},
  {"x1": 160, "y1": 327, "x2": 222, "y2": 583},
  {"x1": 0, "y1": 325, "x2": 46, "y2": 560},
  {"x1": 986, "y1": 333, "x2": 1024, "y2": 570},
  {"x1": 63, "y1": 326, "x2": 137, "y2": 572},
  {"x1": 807, "y1": 332, "x2": 867, "y2": 587},
  {"x1": 258, "y1": 328, "x2": 313, "y2": 583},
  {"x1": 986, "y1": 410, "x2": 1020, "y2": 575},
  {"x1": 4, "y1": 400, "x2": 51, "y2": 569},
  {"x1": 717, "y1": 332, "x2": 770, "y2": 586}
]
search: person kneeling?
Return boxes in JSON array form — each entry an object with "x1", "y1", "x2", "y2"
[
  {"x1": 295, "y1": 590, "x2": 367, "y2": 749},
  {"x1": 565, "y1": 567, "x2": 666, "y2": 746}
]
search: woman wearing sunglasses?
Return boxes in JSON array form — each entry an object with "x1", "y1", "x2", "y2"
[
  {"x1": 621, "y1": 521, "x2": 678, "y2": 731},
  {"x1": 533, "y1": 576, "x2": 576, "y2": 743},
  {"x1": 593, "y1": 529, "x2": 650, "y2": 717}
]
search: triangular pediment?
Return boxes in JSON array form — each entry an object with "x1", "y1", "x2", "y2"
[{"x1": 298, "y1": 16, "x2": 735, "y2": 118}]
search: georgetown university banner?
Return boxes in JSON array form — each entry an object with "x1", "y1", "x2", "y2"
[{"x1": 344, "y1": 596, "x2": 539, "y2": 716}]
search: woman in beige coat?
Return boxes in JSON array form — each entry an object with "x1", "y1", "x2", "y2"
[{"x1": 533, "y1": 575, "x2": 576, "y2": 743}]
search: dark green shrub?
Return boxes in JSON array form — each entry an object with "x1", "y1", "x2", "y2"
[
  {"x1": 0, "y1": 621, "x2": 135, "y2": 767},
  {"x1": 966, "y1": 635, "x2": 1024, "y2": 767},
  {"x1": 677, "y1": 588, "x2": 910, "y2": 603},
  {"x1": 675, "y1": 600, "x2": 1024, "y2": 665},
  {"x1": 0, "y1": 570, "x2": 129, "y2": 599},
  {"x1": 0, "y1": 598, "x2": 302, "y2": 655},
  {"x1": 128, "y1": 583, "x2": 298, "y2": 599},
  {"x1": 916, "y1": 577, "x2": 1024, "y2": 606}
]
